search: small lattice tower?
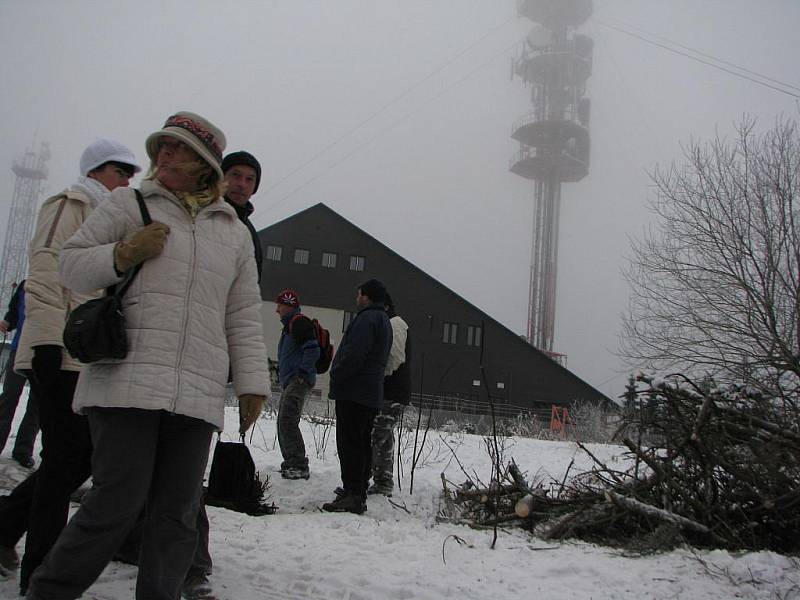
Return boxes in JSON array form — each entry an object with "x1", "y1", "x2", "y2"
[
  {"x1": 510, "y1": 0, "x2": 593, "y2": 358},
  {"x1": 0, "y1": 142, "x2": 50, "y2": 309}
]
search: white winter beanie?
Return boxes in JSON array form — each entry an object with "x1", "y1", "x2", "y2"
[{"x1": 79, "y1": 138, "x2": 142, "y2": 176}]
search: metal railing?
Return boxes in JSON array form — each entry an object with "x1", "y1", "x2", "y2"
[
  {"x1": 511, "y1": 105, "x2": 583, "y2": 136},
  {"x1": 409, "y1": 392, "x2": 552, "y2": 421}
]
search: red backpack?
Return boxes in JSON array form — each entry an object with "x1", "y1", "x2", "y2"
[{"x1": 289, "y1": 315, "x2": 334, "y2": 374}]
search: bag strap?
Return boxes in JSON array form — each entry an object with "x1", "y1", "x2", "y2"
[
  {"x1": 112, "y1": 189, "x2": 153, "y2": 299},
  {"x1": 213, "y1": 431, "x2": 249, "y2": 444},
  {"x1": 134, "y1": 189, "x2": 153, "y2": 225}
]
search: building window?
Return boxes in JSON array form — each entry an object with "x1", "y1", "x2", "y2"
[
  {"x1": 496, "y1": 382, "x2": 505, "y2": 390},
  {"x1": 442, "y1": 322, "x2": 458, "y2": 344},
  {"x1": 293, "y1": 248, "x2": 309, "y2": 265},
  {"x1": 472, "y1": 379, "x2": 481, "y2": 387},
  {"x1": 342, "y1": 311, "x2": 355, "y2": 332},
  {"x1": 466, "y1": 325, "x2": 482, "y2": 347},
  {"x1": 266, "y1": 245, "x2": 282, "y2": 261},
  {"x1": 322, "y1": 252, "x2": 337, "y2": 268},
  {"x1": 349, "y1": 255, "x2": 365, "y2": 272}
]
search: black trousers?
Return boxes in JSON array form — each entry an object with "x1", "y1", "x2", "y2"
[
  {"x1": 20, "y1": 370, "x2": 92, "y2": 588},
  {"x1": 0, "y1": 469, "x2": 37, "y2": 548},
  {"x1": 0, "y1": 349, "x2": 40, "y2": 461},
  {"x1": 335, "y1": 398, "x2": 378, "y2": 500}
]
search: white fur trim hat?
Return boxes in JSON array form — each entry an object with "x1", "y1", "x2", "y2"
[
  {"x1": 145, "y1": 111, "x2": 226, "y2": 179},
  {"x1": 79, "y1": 138, "x2": 141, "y2": 176}
]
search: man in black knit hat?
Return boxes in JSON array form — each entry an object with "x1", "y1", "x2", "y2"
[
  {"x1": 221, "y1": 150, "x2": 263, "y2": 282},
  {"x1": 179, "y1": 150, "x2": 264, "y2": 599}
]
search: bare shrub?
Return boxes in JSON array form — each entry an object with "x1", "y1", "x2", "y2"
[
  {"x1": 621, "y1": 117, "x2": 800, "y2": 403},
  {"x1": 568, "y1": 401, "x2": 617, "y2": 443},
  {"x1": 303, "y1": 410, "x2": 335, "y2": 460}
]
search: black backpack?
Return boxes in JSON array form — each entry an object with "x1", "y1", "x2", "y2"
[{"x1": 205, "y1": 437, "x2": 276, "y2": 516}]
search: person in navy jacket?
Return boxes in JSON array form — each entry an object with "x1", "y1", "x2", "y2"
[
  {"x1": 323, "y1": 279, "x2": 392, "y2": 514},
  {"x1": 0, "y1": 280, "x2": 39, "y2": 469},
  {"x1": 275, "y1": 289, "x2": 320, "y2": 480}
]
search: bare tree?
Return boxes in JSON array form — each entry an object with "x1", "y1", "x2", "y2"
[{"x1": 621, "y1": 117, "x2": 800, "y2": 400}]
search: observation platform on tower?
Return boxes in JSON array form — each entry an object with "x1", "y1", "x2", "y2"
[
  {"x1": 12, "y1": 152, "x2": 48, "y2": 180},
  {"x1": 509, "y1": 107, "x2": 590, "y2": 182},
  {"x1": 517, "y1": 0, "x2": 592, "y2": 29},
  {"x1": 513, "y1": 34, "x2": 593, "y2": 86}
]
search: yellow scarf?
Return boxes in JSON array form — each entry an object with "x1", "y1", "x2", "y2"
[{"x1": 175, "y1": 189, "x2": 216, "y2": 218}]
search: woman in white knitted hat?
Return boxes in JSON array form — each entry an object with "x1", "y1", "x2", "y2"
[
  {"x1": 0, "y1": 138, "x2": 140, "y2": 596},
  {"x1": 26, "y1": 112, "x2": 269, "y2": 600}
]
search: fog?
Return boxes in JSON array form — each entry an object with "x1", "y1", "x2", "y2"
[{"x1": 1, "y1": 1, "x2": 798, "y2": 398}]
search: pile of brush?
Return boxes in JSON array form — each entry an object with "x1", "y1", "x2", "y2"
[{"x1": 440, "y1": 374, "x2": 800, "y2": 554}]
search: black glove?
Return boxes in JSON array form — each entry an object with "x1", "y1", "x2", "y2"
[{"x1": 31, "y1": 345, "x2": 63, "y2": 386}]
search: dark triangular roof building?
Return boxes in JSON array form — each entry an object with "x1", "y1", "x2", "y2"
[{"x1": 257, "y1": 203, "x2": 612, "y2": 418}]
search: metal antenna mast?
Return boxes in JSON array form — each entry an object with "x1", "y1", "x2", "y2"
[
  {"x1": 0, "y1": 142, "x2": 50, "y2": 309},
  {"x1": 510, "y1": 0, "x2": 593, "y2": 358}
]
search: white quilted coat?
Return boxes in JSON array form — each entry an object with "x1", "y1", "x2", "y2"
[{"x1": 59, "y1": 179, "x2": 269, "y2": 430}]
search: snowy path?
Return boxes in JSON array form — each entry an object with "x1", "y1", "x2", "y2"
[{"x1": 0, "y1": 394, "x2": 798, "y2": 599}]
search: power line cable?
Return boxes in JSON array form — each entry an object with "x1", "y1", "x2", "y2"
[
  {"x1": 601, "y1": 15, "x2": 800, "y2": 94},
  {"x1": 253, "y1": 39, "x2": 521, "y2": 221},
  {"x1": 592, "y1": 28, "x2": 668, "y2": 167},
  {"x1": 260, "y1": 15, "x2": 518, "y2": 197},
  {"x1": 594, "y1": 18, "x2": 800, "y2": 99}
]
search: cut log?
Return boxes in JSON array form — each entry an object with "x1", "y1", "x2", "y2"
[
  {"x1": 454, "y1": 483, "x2": 519, "y2": 499},
  {"x1": 508, "y1": 461, "x2": 533, "y2": 495},
  {"x1": 515, "y1": 493, "x2": 536, "y2": 518},
  {"x1": 604, "y1": 490, "x2": 709, "y2": 534},
  {"x1": 544, "y1": 504, "x2": 610, "y2": 540},
  {"x1": 479, "y1": 512, "x2": 521, "y2": 527}
]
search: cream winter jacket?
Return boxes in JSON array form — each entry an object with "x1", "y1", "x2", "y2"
[
  {"x1": 15, "y1": 187, "x2": 103, "y2": 373},
  {"x1": 384, "y1": 315, "x2": 408, "y2": 376},
  {"x1": 59, "y1": 180, "x2": 269, "y2": 430}
]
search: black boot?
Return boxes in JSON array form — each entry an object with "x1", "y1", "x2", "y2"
[{"x1": 322, "y1": 493, "x2": 366, "y2": 514}]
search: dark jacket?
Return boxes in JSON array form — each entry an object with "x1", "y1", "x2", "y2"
[
  {"x1": 224, "y1": 198, "x2": 264, "y2": 383},
  {"x1": 329, "y1": 303, "x2": 392, "y2": 408},
  {"x1": 3, "y1": 280, "x2": 25, "y2": 351},
  {"x1": 277, "y1": 308, "x2": 320, "y2": 388},
  {"x1": 384, "y1": 314, "x2": 411, "y2": 405},
  {"x1": 225, "y1": 198, "x2": 263, "y2": 284}
]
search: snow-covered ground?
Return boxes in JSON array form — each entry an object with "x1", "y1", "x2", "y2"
[{"x1": 0, "y1": 390, "x2": 797, "y2": 599}]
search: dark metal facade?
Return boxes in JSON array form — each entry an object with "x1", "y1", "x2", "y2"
[{"x1": 258, "y1": 203, "x2": 612, "y2": 416}]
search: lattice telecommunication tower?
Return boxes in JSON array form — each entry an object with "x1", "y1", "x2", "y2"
[
  {"x1": 510, "y1": 0, "x2": 592, "y2": 357},
  {"x1": 0, "y1": 142, "x2": 50, "y2": 309}
]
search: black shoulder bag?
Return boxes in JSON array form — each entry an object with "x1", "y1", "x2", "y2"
[
  {"x1": 63, "y1": 189, "x2": 151, "y2": 363},
  {"x1": 206, "y1": 434, "x2": 277, "y2": 516}
]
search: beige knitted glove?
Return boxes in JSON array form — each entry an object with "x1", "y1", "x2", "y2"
[
  {"x1": 114, "y1": 222, "x2": 171, "y2": 272},
  {"x1": 239, "y1": 394, "x2": 265, "y2": 434}
]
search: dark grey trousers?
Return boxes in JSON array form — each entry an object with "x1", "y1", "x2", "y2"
[
  {"x1": 278, "y1": 376, "x2": 311, "y2": 470},
  {"x1": 27, "y1": 407, "x2": 214, "y2": 600},
  {"x1": 188, "y1": 495, "x2": 212, "y2": 577},
  {"x1": 116, "y1": 487, "x2": 213, "y2": 577},
  {"x1": 0, "y1": 349, "x2": 39, "y2": 461}
]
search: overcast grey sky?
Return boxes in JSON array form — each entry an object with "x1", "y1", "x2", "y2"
[{"x1": 1, "y1": 1, "x2": 798, "y2": 398}]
